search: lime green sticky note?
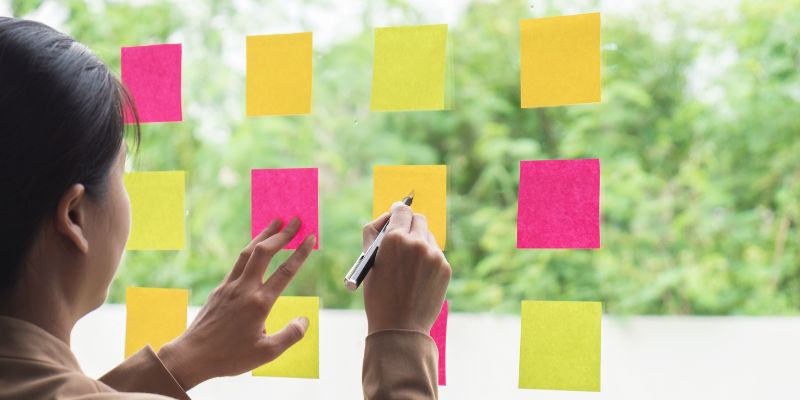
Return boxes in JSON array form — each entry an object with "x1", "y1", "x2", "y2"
[
  {"x1": 246, "y1": 32, "x2": 313, "y2": 116},
  {"x1": 519, "y1": 300, "x2": 602, "y2": 391},
  {"x1": 370, "y1": 24, "x2": 449, "y2": 111},
  {"x1": 520, "y1": 13, "x2": 601, "y2": 108},
  {"x1": 125, "y1": 287, "x2": 188, "y2": 358},
  {"x1": 253, "y1": 296, "x2": 319, "y2": 379},
  {"x1": 124, "y1": 171, "x2": 185, "y2": 250}
]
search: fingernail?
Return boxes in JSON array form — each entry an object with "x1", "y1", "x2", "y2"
[
  {"x1": 290, "y1": 216, "x2": 301, "y2": 227},
  {"x1": 298, "y1": 316, "x2": 310, "y2": 329},
  {"x1": 305, "y1": 234, "x2": 316, "y2": 245}
]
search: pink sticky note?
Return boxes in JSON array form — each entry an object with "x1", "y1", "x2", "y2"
[
  {"x1": 121, "y1": 44, "x2": 182, "y2": 123},
  {"x1": 251, "y1": 168, "x2": 319, "y2": 249},
  {"x1": 430, "y1": 300, "x2": 448, "y2": 386},
  {"x1": 517, "y1": 159, "x2": 600, "y2": 248}
]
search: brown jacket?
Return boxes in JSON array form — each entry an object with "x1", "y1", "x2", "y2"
[{"x1": 0, "y1": 316, "x2": 438, "y2": 399}]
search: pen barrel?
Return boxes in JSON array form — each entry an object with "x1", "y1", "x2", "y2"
[
  {"x1": 353, "y1": 247, "x2": 379, "y2": 287},
  {"x1": 344, "y1": 192, "x2": 411, "y2": 290},
  {"x1": 344, "y1": 252, "x2": 366, "y2": 291},
  {"x1": 344, "y1": 241, "x2": 380, "y2": 290}
]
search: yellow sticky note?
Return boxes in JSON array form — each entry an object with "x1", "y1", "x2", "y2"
[
  {"x1": 519, "y1": 300, "x2": 602, "y2": 391},
  {"x1": 124, "y1": 171, "x2": 185, "y2": 250},
  {"x1": 520, "y1": 13, "x2": 601, "y2": 108},
  {"x1": 125, "y1": 287, "x2": 188, "y2": 358},
  {"x1": 370, "y1": 24, "x2": 448, "y2": 111},
  {"x1": 246, "y1": 32, "x2": 312, "y2": 116},
  {"x1": 372, "y1": 165, "x2": 447, "y2": 249},
  {"x1": 253, "y1": 296, "x2": 319, "y2": 379}
]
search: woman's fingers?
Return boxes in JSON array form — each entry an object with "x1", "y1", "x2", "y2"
[
  {"x1": 240, "y1": 217, "x2": 302, "y2": 283},
  {"x1": 158, "y1": 217, "x2": 314, "y2": 388},
  {"x1": 226, "y1": 219, "x2": 283, "y2": 283},
  {"x1": 409, "y1": 213, "x2": 428, "y2": 241},
  {"x1": 257, "y1": 317, "x2": 309, "y2": 361},
  {"x1": 363, "y1": 212, "x2": 390, "y2": 250},
  {"x1": 385, "y1": 202, "x2": 413, "y2": 233},
  {"x1": 263, "y1": 234, "x2": 315, "y2": 297}
]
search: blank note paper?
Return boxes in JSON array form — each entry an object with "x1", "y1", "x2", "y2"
[
  {"x1": 253, "y1": 296, "x2": 320, "y2": 379},
  {"x1": 125, "y1": 287, "x2": 188, "y2": 358},
  {"x1": 251, "y1": 168, "x2": 319, "y2": 249},
  {"x1": 246, "y1": 32, "x2": 312, "y2": 116},
  {"x1": 121, "y1": 44, "x2": 182, "y2": 123},
  {"x1": 520, "y1": 13, "x2": 600, "y2": 108},
  {"x1": 517, "y1": 159, "x2": 599, "y2": 248},
  {"x1": 519, "y1": 300, "x2": 602, "y2": 391},
  {"x1": 372, "y1": 165, "x2": 447, "y2": 249},
  {"x1": 430, "y1": 300, "x2": 448, "y2": 386},
  {"x1": 370, "y1": 24, "x2": 448, "y2": 111},
  {"x1": 124, "y1": 171, "x2": 185, "y2": 250}
]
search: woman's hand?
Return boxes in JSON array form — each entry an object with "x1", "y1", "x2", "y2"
[
  {"x1": 362, "y1": 203, "x2": 451, "y2": 335},
  {"x1": 157, "y1": 217, "x2": 315, "y2": 390}
]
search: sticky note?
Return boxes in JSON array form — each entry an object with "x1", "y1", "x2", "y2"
[
  {"x1": 125, "y1": 287, "x2": 188, "y2": 358},
  {"x1": 517, "y1": 159, "x2": 599, "y2": 248},
  {"x1": 520, "y1": 13, "x2": 601, "y2": 108},
  {"x1": 124, "y1": 171, "x2": 185, "y2": 250},
  {"x1": 372, "y1": 165, "x2": 447, "y2": 249},
  {"x1": 246, "y1": 32, "x2": 312, "y2": 116},
  {"x1": 519, "y1": 300, "x2": 602, "y2": 391},
  {"x1": 370, "y1": 24, "x2": 449, "y2": 111},
  {"x1": 121, "y1": 44, "x2": 182, "y2": 123},
  {"x1": 251, "y1": 168, "x2": 319, "y2": 249},
  {"x1": 430, "y1": 300, "x2": 448, "y2": 386},
  {"x1": 253, "y1": 296, "x2": 319, "y2": 378}
]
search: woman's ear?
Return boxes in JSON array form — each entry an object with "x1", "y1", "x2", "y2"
[{"x1": 54, "y1": 183, "x2": 90, "y2": 254}]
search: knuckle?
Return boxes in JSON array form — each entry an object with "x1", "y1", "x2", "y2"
[
  {"x1": 409, "y1": 238, "x2": 429, "y2": 254},
  {"x1": 275, "y1": 263, "x2": 295, "y2": 280},
  {"x1": 261, "y1": 292, "x2": 277, "y2": 307},
  {"x1": 383, "y1": 230, "x2": 405, "y2": 245},
  {"x1": 284, "y1": 222, "x2": 300, "y2": 233},
  {"x1": 422, "y1": 246, "x2": 437, "y2": 260},
  {"x1": 238, "y1": 248, "x2": 253, "y2": 261},
  {"x1": 225, "y1": 283, "x2": 246, "y2": 300},
  {"x1": 254, "y1": 241, "x2": 275, "y2": 255},
  {"x1": 214, "y1": 282, "x2": 239, "y2": 299},
  {"x1": 278, "y1": 230, "x2": 295, "y2": 242},
  {"x1": 393, "y1": 204, "x2": 412, "y2": 214},
  {"x1": 246, "y1": 292, "x2": 266, "y2": 310},
  {"x1": 288, "y1": 322, "x2": 305, "y2": 342},
  {"x1": 430, "y1": 243, "x2": 445, "y2": 257},
  {"x1": 441, "y1": 261, "x2": 453, "y2": 280}
]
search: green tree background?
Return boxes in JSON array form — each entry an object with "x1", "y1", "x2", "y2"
[{"x1": 8, "y1": 0, "x2": 800, "y2": 315}]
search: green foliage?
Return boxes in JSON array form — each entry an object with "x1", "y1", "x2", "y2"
[
  {"x1": 11, "y1": 0, "x2": 43, "y2": 16},
  {"x1": 15, "y1": 0, "x2": 799, "y2": 314}
]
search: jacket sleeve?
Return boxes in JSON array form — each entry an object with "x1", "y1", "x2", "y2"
[
  {"x1": 98, "y1": 346, "x2": 190, "y2": 400},
  {"x1": 362, "y1": 330, "x2": 438, "y2": 399}
]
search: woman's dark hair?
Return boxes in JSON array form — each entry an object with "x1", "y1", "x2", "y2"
[{"x1": 0, "y1": 17, "x2": 140, "y2": 293}]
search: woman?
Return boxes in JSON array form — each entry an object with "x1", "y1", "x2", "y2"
[{"x1": 0, "y1": 17, "x2": 451, "y2": 399}]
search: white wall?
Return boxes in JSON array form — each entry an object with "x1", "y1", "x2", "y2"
[{"x1": 73, "y1": 305, "x2": 800, "y2": 399}]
